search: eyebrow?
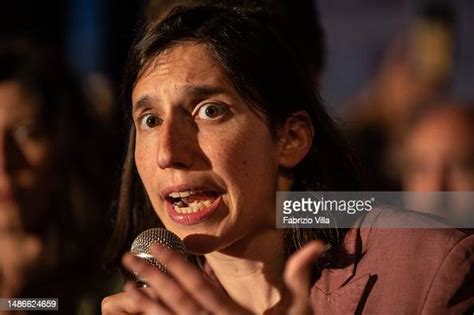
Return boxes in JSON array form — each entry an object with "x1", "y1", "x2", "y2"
[
  {"x1": 184, "y1": 85, "x2": 229, "y2": 98},
  {"x1": 133, "y1": 95, "x2": 154, "y2": 113},
  {"x1": 132, "y1": 84, "x2": 230, "y2": 112}
]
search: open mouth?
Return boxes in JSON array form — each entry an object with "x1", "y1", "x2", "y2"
[{"x1": 166, "y1": 190, "x2": 219, "y2": 214}]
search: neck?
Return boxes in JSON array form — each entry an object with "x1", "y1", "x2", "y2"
[{"x1": 204, "y1": 228, "x2": 287, "y2": 314}]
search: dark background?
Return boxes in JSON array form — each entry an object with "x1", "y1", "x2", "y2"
[{"x1": 2, "y1": 0, "x2": 472, "y2": 111}]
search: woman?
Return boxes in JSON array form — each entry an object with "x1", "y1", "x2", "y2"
[
  {"x1": 0, "y1": 40, "x2": 114, "y2": 313},
  {"x1": 103, "y1": 5, "x2": 473, "y2": 314}
]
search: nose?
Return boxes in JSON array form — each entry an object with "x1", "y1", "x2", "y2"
[{"x1": 156, "y1": 116, "x2": 196, "y2": 170}]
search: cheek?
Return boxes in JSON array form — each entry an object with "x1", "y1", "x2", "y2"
[
  {"x1": 219, "y1": 137, "x2": 252, "y2": 178},
  {"x1": 202, "y1": 124, "x2": 277, "y2": 195},
  {"x1": 134, "y1": 139, "x2": 156, "y2": 186}
]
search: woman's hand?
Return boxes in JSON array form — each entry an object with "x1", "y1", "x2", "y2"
[
  {"x1": 283, "y1": 241, "x2": 326, "y2": 315},
  {"x1": 102, "y1": 245, "x2": 251, "y2": 315},
  {"x1": 102, "y1": 241, "x2": 325, "y2": 314}
]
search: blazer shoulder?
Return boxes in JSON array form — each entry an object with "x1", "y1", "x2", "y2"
[
  {"x1": 348, "y1": 209, "x2": 473, "y2": 314},
  {"x1": 421, "y1": 233, "x2": 474, "y2": 314},
  {"x1": 354, "y1": 207, "x2": 471, "y2": 267},
  {"x1": 359, "y1": 206, "x2": 470, "y2": 252}
]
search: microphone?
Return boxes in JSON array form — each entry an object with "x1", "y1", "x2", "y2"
[{"x1": 131, "y1": 228, "x2": 187, "y2": 274}]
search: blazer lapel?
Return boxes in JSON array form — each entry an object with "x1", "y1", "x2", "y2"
[
  {"x1": 310, "y1": 228, "x2": 374, "y2": 314},
  {"x1": 312, "y1": 271, "x2": 372, "y2": 314}
]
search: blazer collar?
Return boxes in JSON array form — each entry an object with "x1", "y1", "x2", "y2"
[
  {"x1": 312, "y1": 228, "x2": 374, "y2": 313},
  {"x1": 314, "y1": 227, "x2": 371, "y2": 294}
]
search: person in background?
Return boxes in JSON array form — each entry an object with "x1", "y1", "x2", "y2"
[
  {"x1": 0, "y1": 40, "x2": 114, "y2": 314},
  {"x1": 344, "y1": 4, "x2": 456, "y2": 190},
  {"x1": 399, "y1": 102, "x2": 474, "y2": 222},
  {"x1": 401, "y1": 103, "x2": 474, "y2": 192}
]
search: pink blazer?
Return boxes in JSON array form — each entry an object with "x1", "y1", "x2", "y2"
[{"x1": 311, "y1": 208, "x2": 474, "y2": 314}]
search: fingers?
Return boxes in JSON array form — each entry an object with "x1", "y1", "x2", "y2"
[
  {"x1": 122, "y1": 253, "x2": 205, "y2": 315},
  {"x1": 123, "y1": 282, "x2": 172, "y2": 315},
  {"x1": 122, "y1": 246, "x2": 248, "y2": 314},
  {"x1": 149, "y1": 245, "x2": 241, "y2": 314},
  {"x1": 101, "y1": 283, "x2": 171, "y2": 315},
  {"x1": 283, "y1": 240, "x2": 327, "y2": 315},
  {"x1": 101, "y1": 290, "x2": 150, "y2": 315}
]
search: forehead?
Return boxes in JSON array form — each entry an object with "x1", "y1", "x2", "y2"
[{"x1": 132, "y1": 42, "x2": 236, "y2": 102}]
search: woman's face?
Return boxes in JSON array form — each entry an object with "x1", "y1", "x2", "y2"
[
  {"x1": 132, "y1": 43, "x2": 287, "y2": 253},
  {"x1": 0, "y1": 81, "x2": 53, "y2": 229}
]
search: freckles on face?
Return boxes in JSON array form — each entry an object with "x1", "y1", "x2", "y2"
[
  {"x1": 207, "y1": 122, "x2": 267, "y2": 198},
  {"x1": 131, "y1": 43, "x2": 280, "y2": 249}
]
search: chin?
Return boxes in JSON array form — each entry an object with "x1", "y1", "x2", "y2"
[{"x1": 181, "y1": 233, "x2": 223, "y2": 255}]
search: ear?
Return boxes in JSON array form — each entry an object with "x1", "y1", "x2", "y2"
[{"x1": 277, "y1": 111, "x2": 314, "y2": 168}]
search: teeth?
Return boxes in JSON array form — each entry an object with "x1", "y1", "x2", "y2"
[
  {"x1": 169, "y1": 191, "x2": 189, "y2": 198},
  {"x1": 173, "y1": 199, "x2": 214, "y2": 214},
  {"x1": 190, "y1": 204, "x2": 200, "y2": 212},
  {"x1": 168, "y1": 190, "x2": 203, "y2": 198},
  {"x1": 173, "y1": 206, "x2": 189, "y2": 214}
]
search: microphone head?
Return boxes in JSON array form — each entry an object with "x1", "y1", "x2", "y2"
[{"x1": 131, "y1": 228, "x2": 186, "y2": 273}]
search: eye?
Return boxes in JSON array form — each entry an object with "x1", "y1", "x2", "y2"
[
  {"x1": 194, "y1": 103, "x2": 227, "y2": 120},
  {"x1": 139, "y1": 113, "x2": 161, "y2": 130}
]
